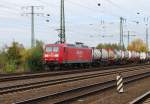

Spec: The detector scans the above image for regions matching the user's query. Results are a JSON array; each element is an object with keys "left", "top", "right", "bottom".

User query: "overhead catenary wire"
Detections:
[
  {"left": 0, "top": 1, "right": 21, "bottom": 12},
  {"left": 0, "top": 0, "right": 140, "bottom": 32},
  {"left": 35, "top": 0, "right": 102, "bottom": 22},
  {"left": 0, "top": 0, "right": 147, "bottom": 48},
  {"left": 36, "top": 0, "right": 120, "bottom": 20},
  {"left": 35, "top": 0, "right": 59, "bottom": 7},
  {"left": 0, "top": 1, "right": 26, "bottom": 17},
  {"left": 67, "top": 0, "right": 121, "bottom": 18},
  {"left": 38, "top": 0, "right": 138, "bottom": 28},
  {"left": 106, "top": 0, "right": 125, "bottom": 10},
  {"left": 34, "top": 0, "right": 131, "bottom": 43}
]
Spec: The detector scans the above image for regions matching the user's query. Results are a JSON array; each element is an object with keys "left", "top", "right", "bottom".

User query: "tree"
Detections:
[
  {"left": 0, "top": 51, "right": 7, "bottom": 69},
  {"left": 0, "top": 40, "right": 45, "bottom": 73},
  {"left": 25, "top": 40, "right": 44, "bottom": 72},
  {"left": 127, "top": 38, "right": 148, "bottom": 52},
  {"left": 1, "top": 42, "right": 25, "bottom": 73},
  {"left": 96, "top": 43, "right": 126, "bottom": 50},
  {"left": 6, "top": 42, "right": 24, "bottom": 65}
]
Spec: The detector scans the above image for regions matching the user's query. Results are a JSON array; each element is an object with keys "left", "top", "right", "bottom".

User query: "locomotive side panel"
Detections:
[{"left": 63, "top": 47, "right": 92, "bottom": 64}]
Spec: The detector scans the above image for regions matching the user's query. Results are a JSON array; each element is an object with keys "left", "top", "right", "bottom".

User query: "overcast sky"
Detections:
[{"left": 0, "top": 0, "right": 150, "bottom": 48}]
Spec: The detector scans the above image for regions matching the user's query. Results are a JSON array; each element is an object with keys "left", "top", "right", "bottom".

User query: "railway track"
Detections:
[
  {"left": 129, "top": 91, "right": 150, "bottom": 104},
  {"left": 143, "top": 97, "right": 150, "bottom": 104},
  {"left": 14, "top": 71, "right": 150, "bottom": 104},
  {"left": 0, "top": 65, "right": 149, "bottom": 95},
  {"left": 0, "top": 65, "right": 150, "bottom": 104},
  {"left": 0, "top": 64, "right": 148, "bottom": 82}
]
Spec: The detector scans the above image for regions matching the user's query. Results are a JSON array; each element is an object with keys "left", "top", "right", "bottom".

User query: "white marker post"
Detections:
[{"left": 116, "top": 73, "right": 124, "bottom": 93}]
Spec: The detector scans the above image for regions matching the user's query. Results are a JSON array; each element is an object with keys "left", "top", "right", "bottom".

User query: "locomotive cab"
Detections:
[
  {"left": 43, "top": 43, "right": 92, "bottom": 69},
  {"left": 43, "top": 45, "right": 61, "bottom": 64}
]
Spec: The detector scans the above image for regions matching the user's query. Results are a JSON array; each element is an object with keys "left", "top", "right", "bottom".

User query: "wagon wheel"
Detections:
[{"left": 44, "top": 65, "right": 50, "bottom": 71}]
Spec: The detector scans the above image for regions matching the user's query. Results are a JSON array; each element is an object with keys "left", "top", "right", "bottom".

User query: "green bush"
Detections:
[
  {"left": 0, "top": 52, "right": 7, "bottom": 69},
  {"left": 3, "top": 61, "right": 17, "bottom": 73},
  {"left": 0, "top": 41, "right": 44, "bottom": 73},
  {"left": 6, "top": 42, "right": 23, "bottom": 65},
  {"left": 25, "top": 41, "right": 44, "bottom": 72}
]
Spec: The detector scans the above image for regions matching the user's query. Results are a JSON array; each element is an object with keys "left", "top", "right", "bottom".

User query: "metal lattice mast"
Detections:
[
  {"left": 124, "top": 31, "right": 136, "bottom": 47},
  {"left": 146, "top": 25, "right": 149, "bottom": 50},
  {"left": 60, "top": 0, "right": 66, "bottom": 43},
  {"left": 31, "top": 6, "right": 34, "bottom": 48},
  {"left": 144, "top": 17, "right": 149, "bottom": 51},
  {"left": 120, "top": 17, "right": 125, "bottom": 50}
]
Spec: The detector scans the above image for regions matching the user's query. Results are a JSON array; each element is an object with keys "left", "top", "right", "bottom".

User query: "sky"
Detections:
[{"left": 0, "top": 0, "right": 150, "bottom": 48}]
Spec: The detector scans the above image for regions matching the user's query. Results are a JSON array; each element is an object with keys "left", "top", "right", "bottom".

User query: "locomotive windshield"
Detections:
[
  {"left": 53, "top": 47, "right": 59, "bottom": 52},
  {"left": 45, "top": 46, "right": 59, "bottom": 52}
]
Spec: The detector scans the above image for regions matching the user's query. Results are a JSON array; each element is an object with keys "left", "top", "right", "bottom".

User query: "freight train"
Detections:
[{"left": 43, "top": 42, "right": 150, "bottom": 70}]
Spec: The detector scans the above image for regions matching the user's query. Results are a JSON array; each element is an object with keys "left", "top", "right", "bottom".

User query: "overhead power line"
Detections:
[
  {"left": 35, "top": 0, "right": 59, "bottom": 7},
  {"left": 66, "top": 0, "right": 121, "bottom": 21},
  {"left": 22, "top": 6, "right": 44, "bottom": 48},
  {"left": 106, "top": 0, "right": 123, "bottom": 10},
  {"left": 67, "top": 0, "right": 103, "bottom": 13},
  {"left": 0, "top": 2, "right": 23, "bottom": 16},
  {"left": 0, "top": 3, "right": 20, "bottom": 11}
]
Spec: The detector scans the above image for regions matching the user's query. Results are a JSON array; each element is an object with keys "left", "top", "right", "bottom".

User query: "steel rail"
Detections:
[
  {"left": 129, "top": 91, "right": 150, "bottom": 104},
  {"left": 14, "top": 72, "right": 150, "bottom": 104},
  {"left": 0, "top": 66, "right": 149, "bottom": 95},
  {"left": 0, "top": 64, "right": 149, "bottom": 83}
]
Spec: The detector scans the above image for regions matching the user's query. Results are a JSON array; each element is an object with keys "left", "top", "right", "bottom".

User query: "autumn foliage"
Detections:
[
  {"left": 0, "top": 41, "right": 44, "bottom": 73},
  {"left": 96, "top": 43, "right": 126, "bottom": 50},
  {"left": 127, "top": 38, "right": 148, "bottom": 52}
]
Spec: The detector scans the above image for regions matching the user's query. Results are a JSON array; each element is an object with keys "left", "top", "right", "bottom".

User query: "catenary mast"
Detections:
[{"left": 59, "top": 0, "right": 66, "bottom": 43}]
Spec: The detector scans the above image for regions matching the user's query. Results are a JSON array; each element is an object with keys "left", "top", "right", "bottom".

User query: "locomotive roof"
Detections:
[{"left": 45, "top": 43, "right": 89, "bottom": 48}]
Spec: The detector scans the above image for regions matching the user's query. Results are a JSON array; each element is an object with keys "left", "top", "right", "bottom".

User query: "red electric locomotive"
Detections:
[{"left": 43, "top": 42, "right": 92, "bottom": 69}]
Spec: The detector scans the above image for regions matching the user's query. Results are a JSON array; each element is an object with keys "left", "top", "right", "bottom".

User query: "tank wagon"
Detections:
[{"left": 43, "top": 43, "right": 150, "bottom": 70}]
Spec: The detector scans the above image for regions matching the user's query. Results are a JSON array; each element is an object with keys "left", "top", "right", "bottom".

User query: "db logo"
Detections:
[
  {"left": 76, "top": 51, "right": 83, "bottom": 55},
  {"left": 76, "top": 51, "right": 83, "bottom": 58}
]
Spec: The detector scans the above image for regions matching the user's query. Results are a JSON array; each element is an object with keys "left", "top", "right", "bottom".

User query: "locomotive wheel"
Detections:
[{"left": 44, "top": 65, "right": 50, "bottom": 71}]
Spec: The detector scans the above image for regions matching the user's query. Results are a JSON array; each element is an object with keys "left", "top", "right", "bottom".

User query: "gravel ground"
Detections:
[
  {"left": 0, "top": 67, "right": 149, "bottom": 104},
  {"left": 0, "top": 74, "right": 116, "bottom": 104},
  {"left": 0, "top": 69, "right": 113, "bottom": 88},
  {"left": 70, "top": 77, "right": 150, "bottom": 104}
]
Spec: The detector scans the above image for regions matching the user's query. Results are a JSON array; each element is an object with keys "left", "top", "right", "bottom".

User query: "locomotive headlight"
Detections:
[
  {"left": 54, "top": 54, "right": 59, "bottom": 57},
  {"left": 44, "top": 54, "right": 49, "bottom": 57}
]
